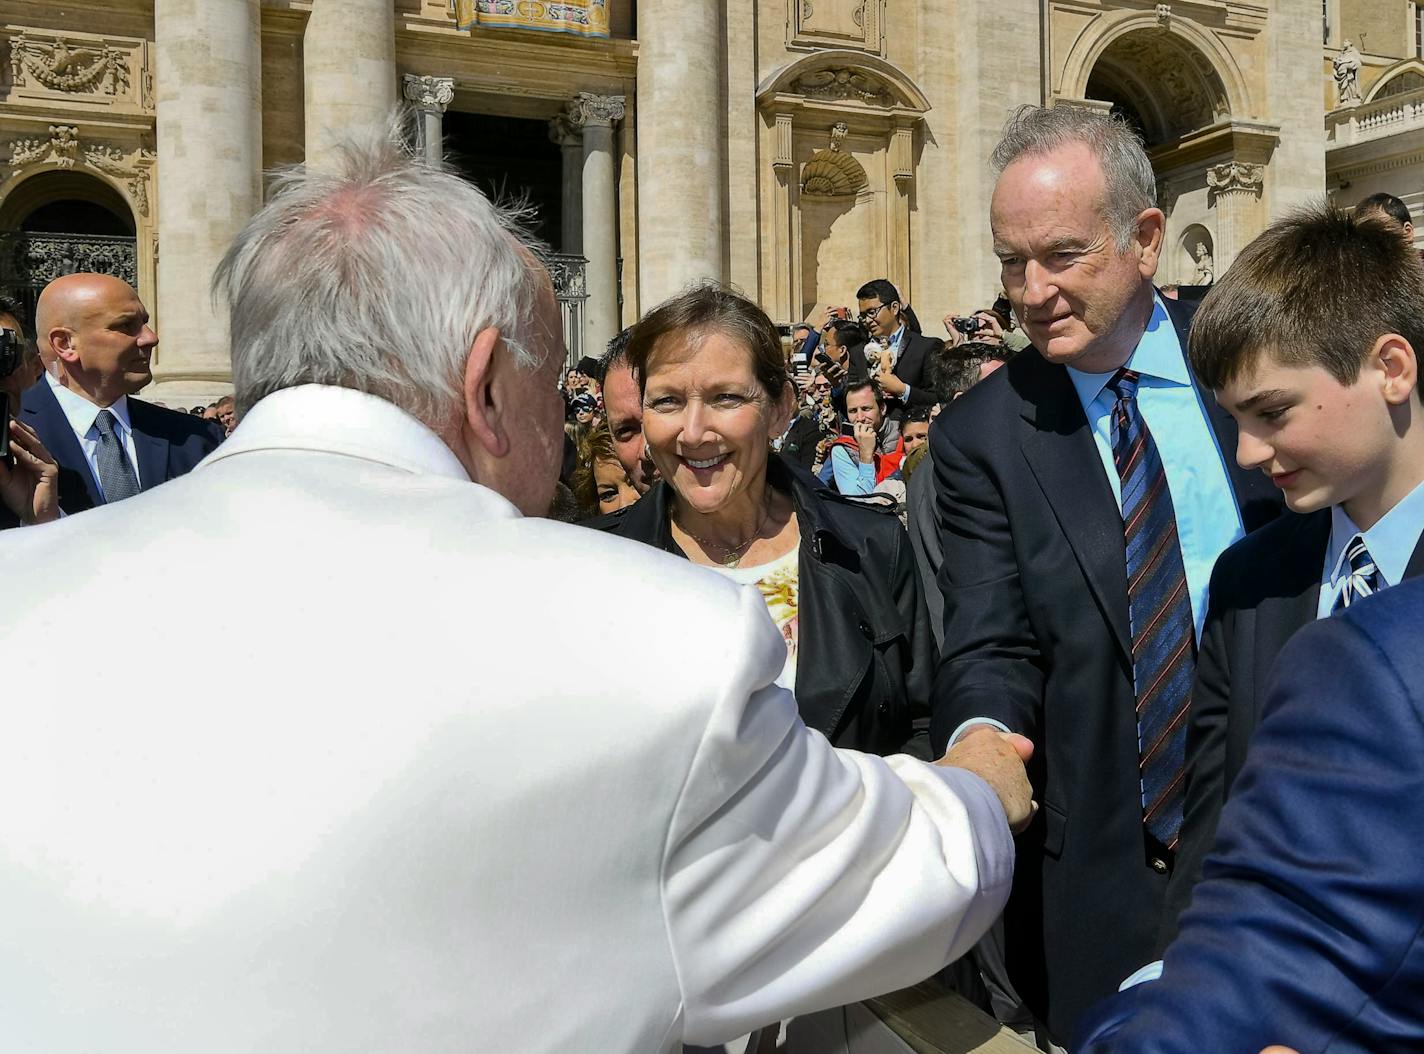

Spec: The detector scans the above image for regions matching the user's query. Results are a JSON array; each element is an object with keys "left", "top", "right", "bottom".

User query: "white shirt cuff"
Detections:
[
  {"left": 1118, "top": 960, "right": 1163, "bottom": 991},
  {"left": 947, "top": 717, "right": 1011, "bottom": 747}
]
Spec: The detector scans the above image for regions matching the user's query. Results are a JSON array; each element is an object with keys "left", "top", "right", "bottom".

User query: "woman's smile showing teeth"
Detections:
[{"left": 685, "top": 453, "right": 730, "bottom": 470}]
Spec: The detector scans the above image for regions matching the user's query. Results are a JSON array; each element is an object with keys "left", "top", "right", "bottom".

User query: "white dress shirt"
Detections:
[{"left": 45, "top": 370, "right": 142, "bottom": 498}]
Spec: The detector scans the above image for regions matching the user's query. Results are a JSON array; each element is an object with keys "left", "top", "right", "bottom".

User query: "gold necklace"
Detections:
[{"left": 677, "top": 492, "right": 774, "bottom": 568}]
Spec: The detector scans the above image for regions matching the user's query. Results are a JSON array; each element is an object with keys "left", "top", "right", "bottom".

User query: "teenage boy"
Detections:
[{"left": 1160, "top": 200, "right": 1424, "bottom": 943}]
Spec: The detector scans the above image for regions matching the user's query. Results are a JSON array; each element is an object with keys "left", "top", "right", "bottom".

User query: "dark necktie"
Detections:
[
  {"left": 1107, "top": 368, "right": 1195, "bottom": 850},
  {"left": 93, "top": 408, "right": 140, "bottom": 504},
  {"left": 1332, "top": 534, "right": 1380, "bottom": 613}
]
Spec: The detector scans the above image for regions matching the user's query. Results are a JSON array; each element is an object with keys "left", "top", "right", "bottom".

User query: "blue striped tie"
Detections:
[
  {"left": 1107, "top": 368, "right": 1195, "bottom": 850},
  {"left": 1332, "top": 534, "right": 1380, "bottom": 613}
]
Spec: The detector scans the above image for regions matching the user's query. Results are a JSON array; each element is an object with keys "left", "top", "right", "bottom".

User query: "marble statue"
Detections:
[{"left": 1334, "top": 41, "right": 1362, "bottom": 106}]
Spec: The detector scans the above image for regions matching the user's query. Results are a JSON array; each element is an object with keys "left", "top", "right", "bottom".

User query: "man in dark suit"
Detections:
[
  {"left": 1160, "top": 203, "right": 1424, "bottom": 944},
  {"left": 1075, "top": 576, "right": 1424, "bottom": 1052},
  {"left": 23, "top": 273, "right": 223, "bottom": 515},
  {"left": 929, "top": 105, "right": 1279, "bottom": 1043},
  {"left": 856, "top": 279, "right": 942, "bottom": 417}
]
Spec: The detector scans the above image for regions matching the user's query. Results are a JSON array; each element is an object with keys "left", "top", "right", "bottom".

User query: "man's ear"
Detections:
[
  {"left": 48, "top": 327, "right": 79, "bottom": 364},
  {"left": 462, "top": 325, "right": 509, "bottom": 458},
  {"left": 1374, "top": 333, "right": 1418, "bottom": 406},
  {"left": 1134, "top": 207, "right": 1166, "bottom": 278}
]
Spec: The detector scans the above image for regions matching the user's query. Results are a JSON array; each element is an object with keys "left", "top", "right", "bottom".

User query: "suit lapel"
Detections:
[
  {"left": 22, "top": 379, "right": 101, "bottom": 509},
  {"left": 1018, "top": 356, "right": 1133, "bottom": 661},
  {"left": 127, "top": 401, "right": 169, "bottom": 492},
  {"left": 1403, "top": 531, "right": 1424, "bottom": 581}
]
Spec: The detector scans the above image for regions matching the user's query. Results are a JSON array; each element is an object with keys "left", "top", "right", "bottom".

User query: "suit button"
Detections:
[
  {"left": 1149, "top": 856, "right": 1169, "bottom": 874},
  {"left": 858, "top": 619, "right": 873, "bottom": 639},
  {"left": 877, "top": 701, "right": 890, "bottom": 715}
]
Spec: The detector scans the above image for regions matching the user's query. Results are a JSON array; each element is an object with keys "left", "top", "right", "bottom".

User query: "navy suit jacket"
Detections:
[
  {"left": 928, "top": 294, "right": 1281, "bottom": 1041},
  {"left": 21, "top": 378, "right": 224, "bottom": 514},
  {"left": 1075, "top": 577, "right": 1424, "bottom": 1053}
]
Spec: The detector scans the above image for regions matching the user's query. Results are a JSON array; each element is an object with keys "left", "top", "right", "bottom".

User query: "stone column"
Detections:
[
  {"left": 304, "top": 0, "right": 397, "bottom": 170},
  {"left": 402, "top": 75, "right": 454, "bottom": 164},
  {"left": 150, "top": 0, "right": 262, "bottom": 403},
  {"left": 569, "top": 92, "right": 625, "bottom": 359},
  {"left": 636, "top": 0, "right": 724, "bottom": 306},
  {"left": 548, "top": 114, "right": 584, "bottom": 255},
  {"left": 1206, "top": 160, "right": 1265, "bottom": 274}
]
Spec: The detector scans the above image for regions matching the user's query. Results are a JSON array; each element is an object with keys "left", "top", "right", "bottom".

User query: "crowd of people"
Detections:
[{"left": 0, "top": 101, "right": 1422, "bottom": 1054}]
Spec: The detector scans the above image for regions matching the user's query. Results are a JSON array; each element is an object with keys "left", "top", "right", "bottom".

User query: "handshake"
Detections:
[{"left": 937, "top": 724, "right": 1037, "bottom": 833}]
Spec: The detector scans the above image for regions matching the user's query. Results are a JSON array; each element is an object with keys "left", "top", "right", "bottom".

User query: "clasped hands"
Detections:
[{"left": 937, "top": 724, "right": 1037, "bottom": 834}]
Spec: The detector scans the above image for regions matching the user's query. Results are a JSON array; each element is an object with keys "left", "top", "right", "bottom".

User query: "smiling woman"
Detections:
[{"left": 590, "top": 284, "right": 936, "bottom": 758}]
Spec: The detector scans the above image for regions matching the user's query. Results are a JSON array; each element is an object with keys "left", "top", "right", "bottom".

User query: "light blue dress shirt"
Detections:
[
  {"left": 829, "top": 444, "right": 877, "bottom": 495},
  {"left": 1316, "top": 478, "right": 1424, "bottom": 618},
  {"left": 1064, "top": 294, "right": 1242, "bottom": 639}
]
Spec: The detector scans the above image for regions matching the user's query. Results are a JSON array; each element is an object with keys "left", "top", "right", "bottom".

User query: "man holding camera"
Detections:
[
  {"left": 0, "top": 297, "right": 59, "bottom": 529},
  {"left": 855, "top": 278, "right": 942, "bottom": 417}
]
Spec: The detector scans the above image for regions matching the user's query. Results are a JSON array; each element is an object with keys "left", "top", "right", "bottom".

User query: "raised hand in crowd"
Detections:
[
  {"left": 853, "top": 419, "right": 878, "bottom": 463},
  {"left": 940, "top": 727, "right": 1036, "bottom": 833},
  {"left": 874, "top": 347, "right": 908, "bottom": 397},
  {"left": 0, "top": 417, "right": 59, "bottom": 526}
]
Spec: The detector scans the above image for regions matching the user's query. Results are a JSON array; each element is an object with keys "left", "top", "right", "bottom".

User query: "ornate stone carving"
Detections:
[
  {"left": 401, "top": 74, "right": 455, "bottom": 114},
  {"left": 791, "top": 67, "right": 894, "bottom": 107},
  {"left": 8, "top": 34, "right": 131, "bottom": 95},
  {"left": 1155, "top": 4, "right": 1171, "bottom": 30},
  {"left": 548, "top": 113, "right": 581, "bottom": 148},
  {"left": 0, "top": 231, "right": 137, "bottom": 288},
  {"left": 7, "top": 125, "right": 80, "bottom": 168},
  {"left": 772, "top": 112, "right": 794, "bottom": 173},
  {"left": 567, "top": 92, "right": 626, "bottom": 128},
  {"left": 801, "top": 137, "right": 868, "bottom": 197},
  {"left": 1206, "top": 160, "right": 1265, "bottom": 198},
  {"left": 1192, "top": 241, "right": 1215, "bottom": 284},
  {"left": 84, "top": 143, "right": 156, "bottom": 217}
]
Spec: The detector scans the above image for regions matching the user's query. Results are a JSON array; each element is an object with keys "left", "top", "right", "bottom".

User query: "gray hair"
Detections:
[
  {"left": 990, "top": 104, "right": 1157, "bottom": 250},
  {"left": 213, "top": 121, "right": 548, "bottom": 429}
]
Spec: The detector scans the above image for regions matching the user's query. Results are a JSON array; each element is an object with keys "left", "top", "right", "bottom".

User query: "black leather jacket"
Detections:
[{"left": 588, "top": 455, "right": 936, "bottom": 757}]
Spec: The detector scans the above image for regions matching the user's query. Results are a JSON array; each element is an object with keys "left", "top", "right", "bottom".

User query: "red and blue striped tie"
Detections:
[{"left": 1107, "top": 368, "right": 1195, "bottom": 850}]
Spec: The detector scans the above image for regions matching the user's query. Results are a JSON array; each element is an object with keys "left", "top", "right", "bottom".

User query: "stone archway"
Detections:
[
  {"left": 1062, "top": 20, "right": 1278, "bottom": 280},
  {"left": 0, "top": 168, "right": 140, "bottom": 326}
]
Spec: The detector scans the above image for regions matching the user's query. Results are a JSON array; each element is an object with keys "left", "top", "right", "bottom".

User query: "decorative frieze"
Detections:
[
  {"left": 3, "top": 30, "right": 148, "bottom": 113},
  {"left": 5, "top": 126, "right": 156, "bottom": 217},
  {"left": 6, "top": 124, "right": 80, "bottom": 168}
]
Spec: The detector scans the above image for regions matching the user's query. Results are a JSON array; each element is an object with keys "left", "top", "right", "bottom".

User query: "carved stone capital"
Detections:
[
  {"left": 548, "top": 113, "right": 581, "bottom": 149},
  {"left": 401, "top": 74, "right": 455, "bottom": 114},
  {"left": 567, "top": 92, "right": 626, "bottom": 129},
  {"left": 1206, "top": 160, "right": 1264, "bottom": 197}
]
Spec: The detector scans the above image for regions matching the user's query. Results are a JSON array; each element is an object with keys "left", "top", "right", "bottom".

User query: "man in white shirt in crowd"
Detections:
[{"left": 0, "top": 128, "right": 1032, "bottom": 1052}]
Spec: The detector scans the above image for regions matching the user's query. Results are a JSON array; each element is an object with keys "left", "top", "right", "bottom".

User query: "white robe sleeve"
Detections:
[{"left": 662, "top": 586, "right": 1015, "bottom": 1046}]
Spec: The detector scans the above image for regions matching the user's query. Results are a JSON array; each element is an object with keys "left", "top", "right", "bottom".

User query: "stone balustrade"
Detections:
[{"left": 1327, "top": 87, "right": 1424, "bottom": 147}]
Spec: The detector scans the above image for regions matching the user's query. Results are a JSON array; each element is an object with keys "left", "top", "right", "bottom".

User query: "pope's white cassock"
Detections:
[{"left": 0, "top": 384, "right": 1012, "bottom": 1052}]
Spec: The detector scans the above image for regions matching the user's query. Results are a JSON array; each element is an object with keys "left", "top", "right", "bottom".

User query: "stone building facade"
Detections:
[{"left": 0, "top": 1, "right": 1412, "bottom": 403}]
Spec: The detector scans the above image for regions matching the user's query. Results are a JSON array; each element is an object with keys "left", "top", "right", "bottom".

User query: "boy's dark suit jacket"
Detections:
[
  {"left": 927, "top": 293, "right": 1281, "bottom": 1041},
  {"left": 1160, "top": 508, "right": 1424, "bottom": 944},
  {"left": 890, "top": 330, "right": 943, "bottom": 408},
  {"left": 21, "top": 377, "right": 224, "bottom": 514}
]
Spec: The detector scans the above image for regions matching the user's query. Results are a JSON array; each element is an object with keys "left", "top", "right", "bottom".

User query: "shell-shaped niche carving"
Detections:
[{"left": 801, "top": 148, "right": 868, "bottom": 198}]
